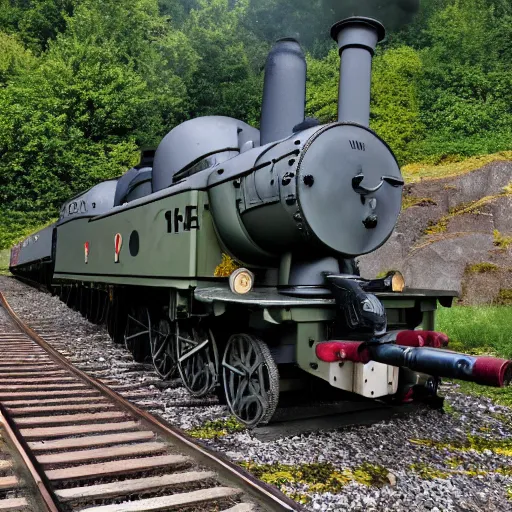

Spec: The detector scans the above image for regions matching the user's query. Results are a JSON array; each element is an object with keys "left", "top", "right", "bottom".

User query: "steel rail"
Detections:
[
  {"left": 0, "top": 290, "right": 303, "bottom": 512},
  {"left": 0, "top": 409, "right": 60, "bottom": 512}
]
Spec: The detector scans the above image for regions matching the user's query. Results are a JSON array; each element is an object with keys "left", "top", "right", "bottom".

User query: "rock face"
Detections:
[{"left": 358, "top": 161, "right": 512, "bottom": 304}]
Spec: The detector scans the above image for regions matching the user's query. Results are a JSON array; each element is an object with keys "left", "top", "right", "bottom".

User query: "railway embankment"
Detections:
[{"left": 360, "top": 158, "right": 512, "bottom": 305}]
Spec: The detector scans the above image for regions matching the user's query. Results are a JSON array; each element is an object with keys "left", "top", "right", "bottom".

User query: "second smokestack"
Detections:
[
  {"left": 331, "top": 17, "right": 386, "bottom": 127},
  {"left": 260, "top": 38, "right": 306, "bottom": 145}
]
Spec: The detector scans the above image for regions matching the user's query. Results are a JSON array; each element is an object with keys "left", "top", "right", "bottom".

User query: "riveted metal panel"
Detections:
[
  {"left": 12, "top": 224, "right": 54, "bottom": 267},
  {"left": 54, "top": 190, "right": 223, "bottom": 284}
]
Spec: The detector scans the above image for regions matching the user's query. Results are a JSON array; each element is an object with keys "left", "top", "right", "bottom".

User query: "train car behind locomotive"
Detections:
[{"left": 10, "top": 16, "right": 511, "bottom": 427}]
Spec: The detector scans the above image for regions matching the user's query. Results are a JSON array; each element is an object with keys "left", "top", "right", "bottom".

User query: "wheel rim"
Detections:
[
  {"left": 176, "top": 323, "right": 218, "bottom": 397},
  {"left": 150, "top": 318, "right": 177, "bottom": 380},
  {"left": 125, "top": 306, "right": 151, "bottom": 362},
  {"left": 222, "top": 334, "right": 279, "bottom": 427}
]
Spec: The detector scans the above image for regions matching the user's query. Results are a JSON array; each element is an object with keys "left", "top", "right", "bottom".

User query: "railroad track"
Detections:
[{"left": 0, "top": 291, "right": 301, "bottom": 512}]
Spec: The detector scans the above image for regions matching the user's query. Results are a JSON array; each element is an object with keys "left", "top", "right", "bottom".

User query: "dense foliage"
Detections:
[{"left": 0, "top": 0, "right": 511, "bottom": 248}]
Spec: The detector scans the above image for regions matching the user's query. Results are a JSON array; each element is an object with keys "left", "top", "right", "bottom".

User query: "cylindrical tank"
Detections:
[
  {"left": 331, "top": 17, "right": 385, "bottom": 127},
  {"left": 234, "top": 123, "right": 403, "bottom": 259},
  {"left": 260, "top": 38, "right": 306, "bottom": 145}
]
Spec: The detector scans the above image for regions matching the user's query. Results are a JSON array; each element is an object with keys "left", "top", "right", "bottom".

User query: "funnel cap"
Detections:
[{"left": 331, "top": 16, "right": 386, "bottom": 43}]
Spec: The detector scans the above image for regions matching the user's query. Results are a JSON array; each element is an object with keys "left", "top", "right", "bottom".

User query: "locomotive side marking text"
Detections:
[{"left": 165, "top": 207, "right": 200, "bottom": 234}]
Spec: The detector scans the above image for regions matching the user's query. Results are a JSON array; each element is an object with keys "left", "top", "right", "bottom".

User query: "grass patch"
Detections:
[
  {"left": 402, "top": 151, "right": 512, "bottom": 184},
  {"left": 496, "top": 289, "right": 512, "bottom": 306},
  {"left": 402, "top": 196, "right": 437, "bottom": 210},
  {"left": 494, "top": 230, "right": 512, "bottom": 250},
  {"left": 436, "top": 306, "right": 512, "bottom": 359},
  {"left": 436, "top": 305, "right": 512, "bottom": 406},
  {"left": 186, "top": 417, "right": 246, "bottom": 439},
  {"left": 425, "top": 218, "right": 448, "bottom": 235},
  {"left": 465, "top": 262, "right": 500, "bottom": 274},
  {"left": 423, "top": 192, "right": 510, "bottom": 236},
  {"left": 239, "top": 461, "right": 391, "bottom": 504},
  {"left": 0, "top": 250, "right": 10, "bottom": 275}
]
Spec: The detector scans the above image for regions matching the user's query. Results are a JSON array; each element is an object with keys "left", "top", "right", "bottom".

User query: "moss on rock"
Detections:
[
  {"left": 465, "top": 262, "right": 500, "bottom": 274},
  {"left": 493, "top": 230, "right": 512, "bottom": 250},
  {"left": 496, "top": 289, "right": 512, "bottom": 305},
  {"left": 410, "top": 434, "right": 512, "bottom": 457},
  {"left": 409, "top": 462, "right": 451, "bottom": 480},
  {"left": 402, "top": 196, "right": 437, "bottom": 210}
]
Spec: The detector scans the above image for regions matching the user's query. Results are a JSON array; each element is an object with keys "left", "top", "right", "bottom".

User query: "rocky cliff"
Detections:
[{"left": 359, "top": 160, "right": 512, "bottom": 305}]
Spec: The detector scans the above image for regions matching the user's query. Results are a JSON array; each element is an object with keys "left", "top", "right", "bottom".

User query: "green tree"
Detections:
[
  {"left": 0, "top": 31, "right": 35, "bottom": 85},
  {"left": 305, "top": 49, "right": 339, "bottom": 123},
  {"left": 306, "top": 45, "right": 423, "bottom": 164},
  {"left": 183, "top": 0, "right": 263, "bottom": 124},
  {"left": 416, "top": 0, "right": 512, "bottom": 160},
  {"left": 371, "top": 46, "right": 423, "bottom": 164},
  {"left": 0, "top": 0, "right": 78, "bottom": 52},
  {"left": 0, "top": 0, "right": 196, "bottom": 248}
]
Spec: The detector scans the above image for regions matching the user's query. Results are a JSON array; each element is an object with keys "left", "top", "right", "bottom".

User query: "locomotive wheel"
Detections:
[
  {"left": 222, "top": 334, "right": 279, "bottom": 427},
  {"left": 150, "top": 318, "right": 177, "bottom": 380},
  {"left": 176, "top": 322, "right": 219, "bottom": 397},
  {"left": 124, "top": 305, "right": 151, "bottom": 363}
]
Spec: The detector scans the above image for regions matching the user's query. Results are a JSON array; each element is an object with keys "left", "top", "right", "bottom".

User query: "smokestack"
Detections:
[
  {"left": 260, "top": 38, "right": 306, "bottom": 145},
  {"left": 331, "top": 17, "right": 385, "bottom": 127}
]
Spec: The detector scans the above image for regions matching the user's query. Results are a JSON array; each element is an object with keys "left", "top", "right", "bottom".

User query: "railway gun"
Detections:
[{"left": 10, "top": 16, "right": 511, "bottom": 427}]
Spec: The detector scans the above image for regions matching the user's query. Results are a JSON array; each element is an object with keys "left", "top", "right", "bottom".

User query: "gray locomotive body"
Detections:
[{"left": 10, "top": 17, "right": 511, "bottom": 427}]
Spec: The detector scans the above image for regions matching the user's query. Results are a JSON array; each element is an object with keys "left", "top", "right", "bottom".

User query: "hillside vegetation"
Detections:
[{"left": 1, "top": 0, "right": 511, "bottom": 249}]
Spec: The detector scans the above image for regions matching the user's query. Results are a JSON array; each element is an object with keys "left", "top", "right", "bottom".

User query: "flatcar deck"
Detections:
[{"left": 0, "top": 291, "right": 300, "bottom": 512}]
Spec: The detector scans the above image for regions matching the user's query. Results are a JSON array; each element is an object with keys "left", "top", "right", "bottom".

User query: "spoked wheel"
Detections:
[
  {"left": 176, "top": 322, "right": 219, "bottom": 397},
  {"left": 150, "top": 318, "right": 177, "bottom": 380},
  {"left": 124, "top": 305, "right": 151, "bottom": 363},
  {"left": 222, "top": 334, "right": 279, "bottom": 427}
]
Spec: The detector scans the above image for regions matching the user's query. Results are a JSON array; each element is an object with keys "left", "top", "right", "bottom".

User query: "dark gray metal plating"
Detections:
[
  {"left": 330, "top": 16, "right": 386, "bottom": 45},
  {"left": 331, "top": 16, "right": 386, "bottom": 127},
  {"left": 260, "top": 38, "right": 306, "bottom": 145}
]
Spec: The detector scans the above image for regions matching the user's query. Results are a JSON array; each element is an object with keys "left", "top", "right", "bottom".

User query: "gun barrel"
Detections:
[
  {"left": 369, "top": 344, "right": 511, "bottom": 387},
  {"left": 316, "top": 341, "right": 512, "bottom": 387}
]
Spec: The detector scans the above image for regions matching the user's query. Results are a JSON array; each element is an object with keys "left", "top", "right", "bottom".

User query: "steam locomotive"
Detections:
[{"left": 10, "top": 17, "right": 511, "bottom": 427}]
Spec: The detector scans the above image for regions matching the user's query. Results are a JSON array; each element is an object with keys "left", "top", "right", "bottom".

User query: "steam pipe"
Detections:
[
  {"left": 331, "top": 17, "right": 386, "bottom": 127},
  {"left": 260, "top": 38, "right": 306, "bottom": 145}
]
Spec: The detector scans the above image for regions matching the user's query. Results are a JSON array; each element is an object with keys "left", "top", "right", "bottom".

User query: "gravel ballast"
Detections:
[{"left": 1, "top": 275, "right": 511, "bottom": 512}]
